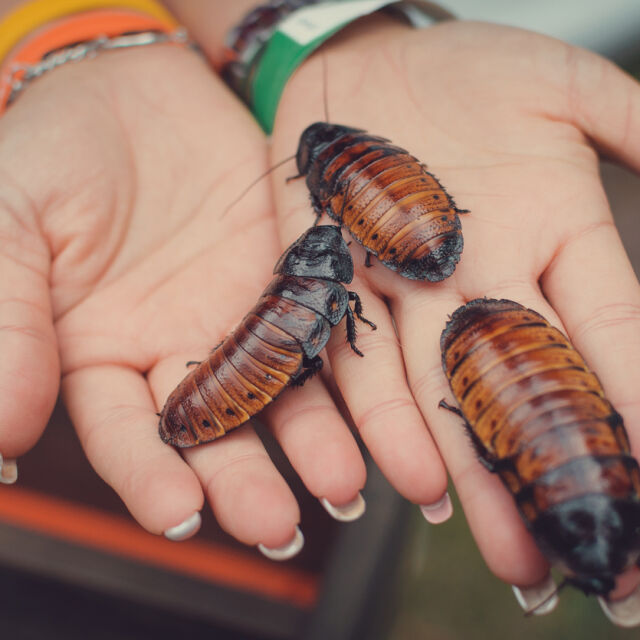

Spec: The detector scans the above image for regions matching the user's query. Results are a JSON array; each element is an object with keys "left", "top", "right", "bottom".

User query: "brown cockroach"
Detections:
[
  {"left": 440, "top": 298, "right": 640, "bottom": 598},
  {"left": 291, "top": 123, "right": 466, "bottom": 281},
  {"left": 159, "top": 225, "right": 375, "bottom": 447}
]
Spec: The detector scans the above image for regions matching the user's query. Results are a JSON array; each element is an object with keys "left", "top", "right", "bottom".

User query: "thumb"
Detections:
[{"left": 561, "top": 47, "right": 640, "bottom": 172}]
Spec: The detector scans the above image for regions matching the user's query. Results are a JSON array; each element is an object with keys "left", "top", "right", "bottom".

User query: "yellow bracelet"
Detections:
[{"left": 0, "top": 0, "right": 177, "bottom": 64}]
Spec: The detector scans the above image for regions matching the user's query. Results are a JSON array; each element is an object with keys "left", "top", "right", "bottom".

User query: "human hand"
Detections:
[
  {"left": 0, "top": 41, "right": 373, "bottom": 552},
  {"left": 266, "top": 16, "right": 640, "bottom": 605}
]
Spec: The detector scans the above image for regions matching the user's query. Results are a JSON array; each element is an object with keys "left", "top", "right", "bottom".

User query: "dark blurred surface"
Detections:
[{"left": 0, "top": 564, "right": 253, "bottom": 640}]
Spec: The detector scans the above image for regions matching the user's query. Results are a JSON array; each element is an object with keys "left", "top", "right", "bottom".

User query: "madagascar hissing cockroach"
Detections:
[
  {"left": 159, "top": 225, "right": 376, "bottom": 448},
  {"left": 291, "top": 122, "right": 466, "bottom": 281},
  {"left": 439, "top": 298, "right": 640, "bottom": 598}
]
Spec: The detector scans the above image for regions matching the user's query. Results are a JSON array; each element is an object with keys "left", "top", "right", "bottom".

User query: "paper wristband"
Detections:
[{"left": 248, "top": 0, "right": 453, "bottom": 133}]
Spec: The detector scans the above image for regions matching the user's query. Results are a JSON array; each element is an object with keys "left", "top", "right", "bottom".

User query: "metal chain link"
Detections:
[{"left": 3, "top": 27, "right": 190, "bottom": 107}]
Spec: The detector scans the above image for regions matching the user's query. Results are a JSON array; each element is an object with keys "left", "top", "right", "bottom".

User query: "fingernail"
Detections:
[
  {"left": 163, "top": 511, "right": 201, "bottom": 541},
  {"left": 599, "top": 584, "right": 640, "bottom": 627},
  {"left": 420, "top": 492, "right": 453, "bottom": 524},
  {"left": 512, "top": 574, "right": 558, "bottom": 615},
  {"left": 320, "top": 492, "right": 366, "bottom": 522},
  {"left": 0, "top": 455, "right": 17, "bottom": 484},
  {"left": 258, "top": 525, "right": 304, "bottom": 561}
]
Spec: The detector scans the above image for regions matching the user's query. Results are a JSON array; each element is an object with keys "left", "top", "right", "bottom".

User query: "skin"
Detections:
[{"left": 2, "top": 0, "right": 639, "bottom": 600}]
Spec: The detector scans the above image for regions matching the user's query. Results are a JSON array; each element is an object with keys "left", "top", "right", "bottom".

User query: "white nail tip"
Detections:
[
  {"left": 0, "top": 455, "right": 17, "bottom": 484},
  {"left": 258, "top": 526, "right": 304, "bottom": 561},
  {"left": 320, "top": 493, "right": 366, "bottom": 522},
  {"left": 163, "top": 511, "right": 202, "bottom": 541},
  {"left": 598, "top": 585, "right": 640, "bottom": 627},
  {"left": 420, "top": 492, "right": 453, "bottom": 524},
  {"left": 512, "top": 575, "right": 558, "bottom": 615}
]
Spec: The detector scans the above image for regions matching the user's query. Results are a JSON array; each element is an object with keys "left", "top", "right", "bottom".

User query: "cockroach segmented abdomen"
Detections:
[
  {"left": 295, "top": 122, "right": 465, "bottom": 281},
  {"left": 440, "top": 298, "right": 640, "bottom": 598}
]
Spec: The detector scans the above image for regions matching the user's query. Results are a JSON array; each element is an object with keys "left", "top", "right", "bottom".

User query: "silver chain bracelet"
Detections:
[{"left": 3, "top": 27, "right": 191, "bottom": 107}]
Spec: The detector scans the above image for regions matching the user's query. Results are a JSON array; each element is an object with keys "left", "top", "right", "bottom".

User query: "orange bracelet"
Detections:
[
  {"left": 0, "top": 0, "right": 177, "bottom": 62},
  {"left": 0, "top": 8, "right": 182, "bottom": 113}
]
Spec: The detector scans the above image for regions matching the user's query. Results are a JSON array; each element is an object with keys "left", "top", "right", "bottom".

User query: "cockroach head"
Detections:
[
  {"left": 566, "top": 574, "right": 616, "bottom": 597},
  {"left": 532, "top": 495, "right": 640, "bottom": 597},
  {"left": 274, "top": 225, "right": 353, "bottom": 283},
  {"left": 295, "top": 122, "right": 364, "bottom": 175}
]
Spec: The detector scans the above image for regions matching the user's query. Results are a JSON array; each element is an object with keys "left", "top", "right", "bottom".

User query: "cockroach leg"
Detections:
[{"left": 438, "top": 398, "right": 463, "bottom": 417}]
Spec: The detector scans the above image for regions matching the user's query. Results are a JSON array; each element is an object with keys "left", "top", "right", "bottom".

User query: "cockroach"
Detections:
[
  {"left": 439, "top": 298, "right": 640, "bottom": 598},
  {"left": 159, "top": 225, "right": 376, "bottom": 448},
  {"left": 290, "top": 122, "right": 466, "bottom": 281}
]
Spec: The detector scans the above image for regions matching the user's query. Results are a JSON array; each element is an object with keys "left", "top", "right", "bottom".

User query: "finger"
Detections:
[
  {"left": 562, "top": 48, "right": 640, "bottom": 172},
  {"left": 265, "top": 70, "right": 449, "bottom": 506},
  {"left": 541, "top": 215, "right": 640, "bottom": 451},
  {"left": 182, "top": 428, "right": 301, "bottom": 551},
  {"left": 62, "top": 364, "right": 204, "bottom": 536},
  {"left": 395, "top": 285, "right": 555, "bottom": 586},
  {"left": 0, "top": 203, "right": 59, "bottom": 472},
  {"left": 150, "top": 355, "right": 300, "bottom": 551},
  {"left": 261, "top": 372, "right": 367, "bottom": 519},
  {"left": 326, "top": 282, "right": 448, "bottom": 506}
]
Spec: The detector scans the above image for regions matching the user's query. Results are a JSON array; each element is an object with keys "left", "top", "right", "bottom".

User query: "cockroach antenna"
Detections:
[
  {"left": 221, "top": 153, "right": 297, "bottom": 219},
  {"left": 322, "top": 53, "right": 330, "bottom": 124}
]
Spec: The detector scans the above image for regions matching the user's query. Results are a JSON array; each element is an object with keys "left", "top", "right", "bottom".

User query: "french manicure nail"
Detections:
[
  {"left": 420, "top": 492, "right": 453, "bottom": 524},
  {"left": 320, "top": 492, "right": 366, "bottom": 522},
  {"left": 512, "top": 574, "right": 558, "bottom": 615},
  {"left": 598, "top": 584, "right": 640, "bottom": 627},
  {"left": 0, "top": 454, "right": 17, "bottom": 485},
  {"left": 258, "top": 525, "right": 304, "bottom": 561},
  {"left": 163, "top": 511, "right": 201, "bottom": 541}
]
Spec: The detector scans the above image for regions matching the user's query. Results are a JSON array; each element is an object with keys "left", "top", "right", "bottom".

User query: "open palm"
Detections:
[
  {"left": 0, "top": 43, "right": 372, "bottom": 549},
  {"left": 269, "top": 18, "right": 640, "bottom": 590}
]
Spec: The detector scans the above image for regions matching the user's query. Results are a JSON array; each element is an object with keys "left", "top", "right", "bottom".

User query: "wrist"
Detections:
[
  {"left": 0, "top": 0, "right": 188, "bottom": 113},
  {"left": 271, "top": 15, "right": 456, "bottom": 145},
  {"left": 167, "top": 1, "right": 452, "bottom": 134}
]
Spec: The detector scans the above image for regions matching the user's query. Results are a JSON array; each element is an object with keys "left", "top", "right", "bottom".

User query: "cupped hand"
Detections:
[
  {"left": 0, "top": 43, "right": 368, "bottom": 549},
  {"left": 270, "top": 18, "right": 640, "bottom": 590}
]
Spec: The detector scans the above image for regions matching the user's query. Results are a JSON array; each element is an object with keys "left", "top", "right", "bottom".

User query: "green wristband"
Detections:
[{"left": 248, "top": 0, "right": 452, "bottom": 133}]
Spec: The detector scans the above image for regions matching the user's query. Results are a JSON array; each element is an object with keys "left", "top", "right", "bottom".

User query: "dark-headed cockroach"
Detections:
[
  {"left": 291, "top": 123, "right": 466, "bottom": 281},
  {"left": 159, "top": 225, "right": 376, "bottom": 448},
  {"left": 440, "top": 298, "right": 640, "bottom": 598}
]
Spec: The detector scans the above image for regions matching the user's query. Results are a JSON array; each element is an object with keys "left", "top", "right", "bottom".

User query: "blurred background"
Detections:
[{"left": 2, "top": 1, "right": 640, "bottom": 638}]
